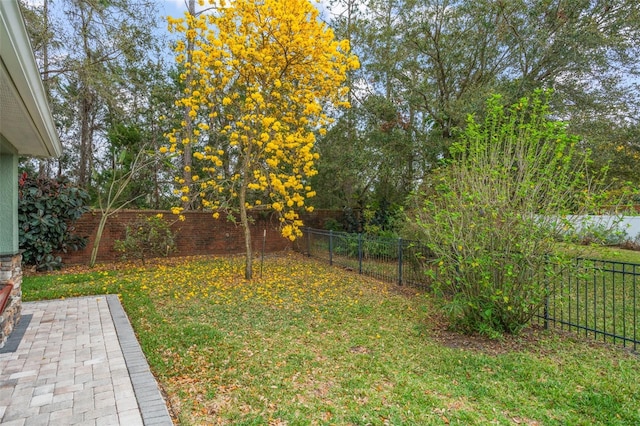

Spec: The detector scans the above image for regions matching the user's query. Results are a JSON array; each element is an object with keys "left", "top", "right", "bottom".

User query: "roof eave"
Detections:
[{"left": 0, "top": 0, "right": 62, "bottom": 158}]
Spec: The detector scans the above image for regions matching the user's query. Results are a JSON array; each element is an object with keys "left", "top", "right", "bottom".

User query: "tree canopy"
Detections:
[
  {"left": 314, "top": 0, "right": 640, "bottom": 213},
  {"left": 166, "top": 0, "right": 358, "bottom": 278}
]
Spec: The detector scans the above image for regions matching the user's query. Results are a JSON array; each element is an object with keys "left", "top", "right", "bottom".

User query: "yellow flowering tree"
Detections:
[{"left": 166, "top": 0, "right": 359, "bottom": 278}]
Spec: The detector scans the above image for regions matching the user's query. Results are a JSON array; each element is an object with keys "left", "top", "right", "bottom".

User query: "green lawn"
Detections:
[
  {"left": 560, "top": 243, "right": 640, "bottom": 264},
  {"left": 23, "top": 253, "right": 640, "bottom": 425}
]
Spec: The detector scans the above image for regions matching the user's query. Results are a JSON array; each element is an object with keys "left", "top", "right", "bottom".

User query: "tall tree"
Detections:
[
  {"left": 167, "top": 0, "right": 358, "bottom": 279},
  {"left": 19, "top": 0, "right": 164, "bottom": 192},
  {"left": 19, "top": 0, "right": 63, "bottom": 178},
  {"left": 312, "top": 0, "right": 370, "bottom": 210},
  {"left": 317, "top": 0, "right": 640, "bottom": 212},
  {"left": 315, "top": 0, "right": 432, "bottom": 212}
]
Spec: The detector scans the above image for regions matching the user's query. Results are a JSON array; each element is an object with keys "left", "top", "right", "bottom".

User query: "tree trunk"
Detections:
[
  {"left": 181, "top": 0, "right": 196, "bottom": 210},
  {"left": 239, "top": 189, "right": 253, "bottom": 280},
  {"left": 239, "top": 127, "right": 253, "bottom": 279},
  {"left": 90, "top": 211, "right": 108, "bottom": 267},
  {"left": 38, "top": 0, "right": 51, "bottom": 180},
  {"left": 78, "top": 92, "right": 92, "bottom": 188},
  {"left": 78, "top": 6, "right": 93, "bottom": 189}
]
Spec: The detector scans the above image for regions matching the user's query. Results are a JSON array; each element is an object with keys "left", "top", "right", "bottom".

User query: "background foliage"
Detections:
[
  {"left": 314, "top": 0, "right": 640, "bottom": 214},
  {"left": 17, "top": 0, "right": 640, "bottom": 222}
]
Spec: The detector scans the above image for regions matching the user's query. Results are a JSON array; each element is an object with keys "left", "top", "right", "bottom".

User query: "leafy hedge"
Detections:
[
  {"left": 18, "top": 173, "right": 90, "bottom": 270},
  {"left": 114, "top": 214, "right": 176, "bottom": 264}
]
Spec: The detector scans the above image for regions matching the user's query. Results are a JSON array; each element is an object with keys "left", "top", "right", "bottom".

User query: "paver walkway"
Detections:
[{"left": 0, "top": 295, "right": 173, "bottom": 425}]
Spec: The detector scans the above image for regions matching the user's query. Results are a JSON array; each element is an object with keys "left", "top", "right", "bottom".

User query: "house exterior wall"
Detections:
[
  {"left": 0, "top": 149, "right": 21, "bottom": 349},
  {"left": 0, "top": 150, "right": 19, "bottom": 255},
  {"left": 1, "top": 0, "right": 63, "bottom": 347}
]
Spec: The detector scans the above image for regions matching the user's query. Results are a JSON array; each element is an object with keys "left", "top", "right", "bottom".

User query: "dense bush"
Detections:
[
  {"left": 411, "top": 91, "right": 610, "bottom": 337},
  {"left": 18, "top": 173, "right": 90, "bottom": 270},
  {"left": 333, "top": 201, "right": 404, "bottom": 237},
  {"left": 571, "top": 221, "right": 628, "bottom": 246},
  {"left": 619, "top": 232, "right": 640, "bottom": 251},
  {"left": 114, "top": 214, "right": 176, "bottom": 264}
]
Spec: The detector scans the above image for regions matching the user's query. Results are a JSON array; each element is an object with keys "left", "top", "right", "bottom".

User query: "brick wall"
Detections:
[
  {"left": 60, "top": 209, "right": 340, "bottom": 265},
  {"left": 296, "top": 209, "right": 343, "bottom": 230}
]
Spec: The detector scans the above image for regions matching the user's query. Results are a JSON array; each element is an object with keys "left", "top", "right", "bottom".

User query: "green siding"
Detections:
[{"left": 0, "top": 148, "right": 18, "bottom": 255}]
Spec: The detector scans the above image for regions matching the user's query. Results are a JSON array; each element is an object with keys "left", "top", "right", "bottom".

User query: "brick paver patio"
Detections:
[{"left": 0, "top": 295, "right": 173, "bottom": 425}]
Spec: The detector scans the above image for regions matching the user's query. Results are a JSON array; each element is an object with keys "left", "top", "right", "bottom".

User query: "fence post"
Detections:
[
  {"left": 398, "top": 238, "right": 403, "bottom": 286},
  {"left": 358, "top": 233, "right": 363, "bottom": 275},
  {"left": 329, "top": 230, "right": 333, "bottom": 266},
  {"left": 306, "top": 228, "right": 311, "bottom": 257},
  {"left": 544, "top": 279, "right": 549, "bottom": 330}
]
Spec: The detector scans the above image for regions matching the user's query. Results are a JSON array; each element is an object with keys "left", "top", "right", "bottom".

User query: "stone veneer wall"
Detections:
[{"left": 0, "top": 253, "right": 22, "bottom": 349}]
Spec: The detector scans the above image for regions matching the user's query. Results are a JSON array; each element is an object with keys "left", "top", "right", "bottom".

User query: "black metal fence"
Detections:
[
  {"left": 295, "top": 228, "right": 435, "bottom": 289},
  {"left": 296, "top": 227, "right": 640, "bottom": 351},
  {"left": 536, "top": 258, "right": 639, "bottom": 351}
]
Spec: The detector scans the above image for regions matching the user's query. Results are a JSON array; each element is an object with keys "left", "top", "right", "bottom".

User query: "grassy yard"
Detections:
[
  {"left": 560, "top": 244, "right": 640, "bottom": 263},
  {"left": 23, "top": 253, "right": 640, "bottom": 425}
]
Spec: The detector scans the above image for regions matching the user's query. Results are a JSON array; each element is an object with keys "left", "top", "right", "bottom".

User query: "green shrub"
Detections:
[
  {"left": 411, "top": 90, "right": 610, "bottom": 337},
  {"left": 332, "top": 233, "right": 359, "bottom": 257},
  {"left": 323, "top": 218, "right": 344, "bottom": 232},
  {"left": 566, "top": 218, "right": 628, "bottom": 246},
  {"left": 18, "top": 173, "right": 90, "bottom": 270},
  {"left": 339, "top": 202, "right": 404, "bottom": 236},
  {"left": 114, "top": 214, "right": 176, "bottom": 264}
]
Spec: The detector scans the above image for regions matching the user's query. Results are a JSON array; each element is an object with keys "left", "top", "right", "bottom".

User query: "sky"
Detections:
[
  {"left": 21, "top": 0, "right": 335, "bottom": 37},
  {"left": 158, "top": 0, "right": 186, "bottom": 19},
  {"left": 158, "top": 0, "right": 333, "bottom": 21}
]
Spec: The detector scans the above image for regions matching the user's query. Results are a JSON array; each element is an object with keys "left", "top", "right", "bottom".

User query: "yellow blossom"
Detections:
[{"left": 166, "top": 0, "right": 358, "bottom": 244}]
